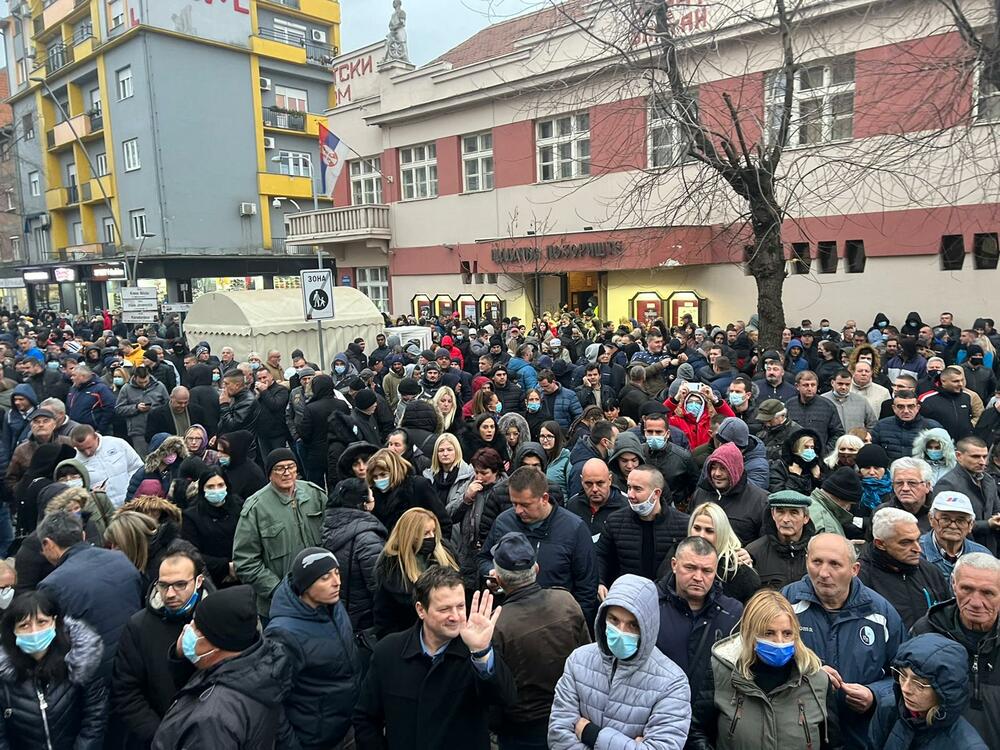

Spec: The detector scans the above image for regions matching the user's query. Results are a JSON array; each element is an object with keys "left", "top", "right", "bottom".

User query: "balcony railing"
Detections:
[
  {"left": 71, "top": 24, "right": 93, "bottom": 46},
  {"left": 89, "top": 110, "right": 103, "bottom": 131},
  {"left": 262, "top": 106, "right": 306, "bottom": 131},
  {"left": 285, "top": 204, "right": 392, "bottom": 245},
  {"left": 39, "top": 43, "right": 73, "bottom": 75},
  {"left": 50, "top": 241, "right": 116, "bottom": 262},
  {"left": 66, "top": 185, "right": 79, "bottom": 204},
  {"left": 256, "top": 27, "right": 339, "bottom": 65},
  {"left": 265, "top": 0, "right": 300, "bottom": 7},
  {"left": 271, "top": 236, "right": 286, "bottom": 252}
]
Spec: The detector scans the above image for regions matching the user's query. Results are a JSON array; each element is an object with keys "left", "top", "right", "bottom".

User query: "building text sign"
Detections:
[{"left": 491, "top": 240, "right": 626, "bottom": 264}]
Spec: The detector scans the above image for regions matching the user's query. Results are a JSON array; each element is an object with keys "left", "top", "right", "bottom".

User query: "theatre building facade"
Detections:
[{"left": 286, "top": 0, "right": 1000, "bottom": 325}]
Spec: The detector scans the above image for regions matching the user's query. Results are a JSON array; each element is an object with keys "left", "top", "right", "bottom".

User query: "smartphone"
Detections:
[{"left": 485, "top": 576, "right": 504, "bottom": 595}]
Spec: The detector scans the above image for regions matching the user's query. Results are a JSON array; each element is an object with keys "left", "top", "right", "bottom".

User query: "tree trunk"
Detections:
[{"left": 747, "top": 214, "right": 787, "bottom": 354}]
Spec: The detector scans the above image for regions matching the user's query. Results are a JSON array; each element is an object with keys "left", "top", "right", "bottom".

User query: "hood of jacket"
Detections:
[
  {"left": 891, "top": 633, "right": 971, "bottom": 729},
  {"left": 595, "top": 574, "right": 659, "bottom": 668},
  {"left": 781, "top": 426, "right": 824, "bottom": 463},
  {"left": 706, "top": 442, "right": 744, "bottom": 487},
  {"left": 498, "top": 411, "right": 530, "bottom": 440},
  {"left": 144, "top": 433, "right": 188, "bottom": 472},
  {"left": 336, "top": 441, "right": 380, "bottom": 479},
  {"left": 187, "top": 363, "right": 214, "bottom": 388},
  {"left": 12, "top": 382, "right": 38, "bottom": 407},
  {"left": 872, "top": 312, "right": 891, "bottom": 329},
  {"left": 197, "top": 636, "right": 294, "bottom": 708},
  {"left": 399, "top": 399, "right": 440, "bottom": 434},
  {"left": 219, "top": 430, "right": 254, "bottom": 467},
  {"left": 322, "top": 506, "right": 388, "bottom": 551},
  {"left": 511, "top": 441, "right": 548, "bottom": 470},
  {"left": 269, "top": 576, "right": 332, "bottom": 624},
  {"left": 310, "top": 373, "right": 336, "bottom": 401},
  {"left": 786, "top": 338, "right": 804, "bottom": 356},
  {"left": 610, "top": 431, "right": 646, "bottom": 464},
  {"left": 912, "top": 427, "right": 956, "bottom": 465},
  {"left": 0, "top": 616, "right": 102, "bottom": 686},
  {"left": 716, "top": 416, "right": 750, "bottom": 449},
  {"left": 54, "top": 457, "right": 91, "bottom": 488}
]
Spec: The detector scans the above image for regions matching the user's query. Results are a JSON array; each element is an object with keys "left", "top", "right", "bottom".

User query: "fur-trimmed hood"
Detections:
[
  {"left": 912, "top": 427, "right": 957, "bottom": 466},
  {"left": 143, "top": 433, "right": 188, "bottom": 472}
]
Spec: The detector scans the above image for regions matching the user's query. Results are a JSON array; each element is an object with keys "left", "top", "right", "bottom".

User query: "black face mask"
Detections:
[{"left": 418, "top": 538, "right": 436, "bottom": 557}]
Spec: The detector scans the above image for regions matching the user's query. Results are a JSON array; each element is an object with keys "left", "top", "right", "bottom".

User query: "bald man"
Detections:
[
  {"left": 144, "top": 385, "right": 210, "bottom": 442},
  {"left": 566, "top": 457, "right": 628, "bottom": 543}
]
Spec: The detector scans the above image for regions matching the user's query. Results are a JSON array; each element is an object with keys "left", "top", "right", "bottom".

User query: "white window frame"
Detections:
[
  {"left": 273, "top": 17, "right": 307, "bottom": 45},
  {"left": 462, "top": 132, "right": 494, "bottom": 193},
  {"left": 536, "top": 112, "right": 591, "bottom": 182},
  {"left": 96, "top": 152, "right": 108, "bottom": 177},
  {"left": 276, "top": 150, "right": 312, "bottom": 177},
  {"left": 356, "top": 266, "right": 389, "bottom": 312},
  {"left": 33, "top": 225, "right": 49, "bottom": 255},
  {"left": 129, "top": 209, "right": 147, "bottom": 241},
  {"left": 117, "top": 66, "right": 133, "bottom": 100},
  {"left": 102, "top": 216, "right": 116, "bottom": 244},
  {"left": 89, "top": 87, "right": 102, "bottom": 115},
  {"left": 274, "top": 85, "right": 308, "bottom": 113},
  {"left": 122, "top": 138, "right": 140, "bottom": 172},
  {"left": 108, "top": 0, "right": 124, "bottom": 29},
  {"left": 5, "top": 190, "right": 14, "bottom": 211},
  {"left": 22, "top": 113, "right": 34, "bottom": 141},
  {"left": 72, "top": 222, "right": 84, "bottom": 245},
  {"left": 350, "top": 157, "right": 383, "bottom": 205},
  {"left": 975, "top": 60, "right": 1000, "bottom": 123},
  {"left": 648, "top": 92, "right": 699, "bottom": 168},
  {"left": 765, "top": 57, "right": 854, "bottom": 147},
  {"left": 10, "top": 236, "right": 20, "bottom": 258},
  {"left": 28, "top": 171, "right": 39, "bottom": 197},
  {"left": 399, "top": 143, "right": 438, "bottom": 201}
]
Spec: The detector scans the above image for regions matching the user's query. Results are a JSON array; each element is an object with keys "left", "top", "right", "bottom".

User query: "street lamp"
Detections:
[
  {"left": 29, "top": 76, "right": 121, "bottom": 259},
  {"left": 130, "top": 232, "right": 156, "bottom": 287},
  {"left": 272, "top": 196, "right": 301, "bottom": 211},
  {"left": 271, "top": 155, "right": 318, "bottom": 210}
]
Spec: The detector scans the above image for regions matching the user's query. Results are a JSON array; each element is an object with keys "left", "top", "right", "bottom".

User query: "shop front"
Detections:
[{"left": 410, "top": 293, "right": 507, "bottom": 323}]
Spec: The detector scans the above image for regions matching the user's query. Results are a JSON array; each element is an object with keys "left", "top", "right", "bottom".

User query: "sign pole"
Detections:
[
  {"left": 300, "top": 266, "right": 335, "bottom": 368},
  {"left": 316, "top": 248, "right": 326, "bottom": 370}
]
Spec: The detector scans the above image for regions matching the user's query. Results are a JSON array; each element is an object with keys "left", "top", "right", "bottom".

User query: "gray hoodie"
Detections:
[{"left": 548, "top": 574, "right": 692, "bottom": 749}]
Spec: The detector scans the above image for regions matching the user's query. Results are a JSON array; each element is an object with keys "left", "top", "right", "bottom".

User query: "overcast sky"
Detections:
[{"left": 340, "top": 0, "right": 546, "bottom": 65}]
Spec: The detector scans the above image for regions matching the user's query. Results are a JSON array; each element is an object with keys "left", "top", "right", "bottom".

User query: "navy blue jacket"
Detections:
[
  {"left": 782, "top": 574, "right": 905, "bottom": 749},
  {"left": 478, "top": 504, "right": 598, "bottom": 626},
  {"left": 541, "top": 383, "right": 582, "bottom": 430},
  {"left": 67, "top": 375, "right": 116, "bottom": 433},
  {"left": 265, "top": 578, "right": 363, "bottom": 750},
  {"left": 0, "top": 383, "right": 37, "bottom": 473}
]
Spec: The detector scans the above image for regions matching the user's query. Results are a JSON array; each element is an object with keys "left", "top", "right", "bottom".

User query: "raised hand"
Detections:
[{"left": 460, "top": 590, "right": 501, "bottom": 654}]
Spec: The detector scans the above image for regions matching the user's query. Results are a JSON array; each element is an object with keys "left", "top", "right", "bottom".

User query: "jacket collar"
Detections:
[
  {"left": 501, "top": 581, "right": 542, "bottom": 606},
  {"left": 400, "top": 621, "right": 468, "bottom": 661}
]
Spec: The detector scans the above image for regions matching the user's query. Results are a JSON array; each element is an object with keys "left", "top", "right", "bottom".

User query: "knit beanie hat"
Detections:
[
  {"left": 355, "top": 389, "right": 377, "bottom": 411},
  {"left": 398, "top": 379, "right": 421, "bottom": 396},
  {"left": 822, "top": 467, "right": 863, "bottom": 505},
  {"left": 289, "top": 547, "right": 340, "bottom": 595},
  {"left": 856, "top": 444, "right": 890, "bottom": 470},
  {"left": 194, "top": 585, "right": 260, "bottom": 652},
  {"left": 265, "top": 448, "right": 297, "bottom": 477}
]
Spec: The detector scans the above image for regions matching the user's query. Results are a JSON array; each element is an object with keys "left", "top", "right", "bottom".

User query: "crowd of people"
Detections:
[{"left": 0, "top": 305, "right": 996, "bottom": 749}]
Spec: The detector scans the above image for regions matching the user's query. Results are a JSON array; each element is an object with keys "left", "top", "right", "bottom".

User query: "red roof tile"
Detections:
[
  {"left": 0, "top": 70, "right": 12, "bottom": 128},
  {"left": 433, "top": 0, "right": 589, "bottom": 69}
]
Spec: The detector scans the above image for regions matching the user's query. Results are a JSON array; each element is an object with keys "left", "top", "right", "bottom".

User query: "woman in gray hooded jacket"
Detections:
[{"left": 548, "top": 574, "right": 691, "bottom": 750}]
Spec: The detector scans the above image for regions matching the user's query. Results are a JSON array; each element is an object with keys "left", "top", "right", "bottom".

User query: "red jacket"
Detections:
[{"left": 663, "top": 393, "right": 735, "bottom": 448}]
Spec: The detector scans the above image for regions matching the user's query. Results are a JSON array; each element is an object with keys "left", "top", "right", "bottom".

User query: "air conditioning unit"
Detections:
[
  {"left": 259, "top": 77, "right": 271, "bottom": 91},
  {"left": 311, "top": 29, "right": 327, "bottom": 43},
  {"left": 263, "top": 136, "right": 275, "bottom": 150},
  {"left": 239, "top": 202, "right": 257, "bottom": 217},
  {"left": 38, "top": 214, "right": 50, "bottom": 227}
]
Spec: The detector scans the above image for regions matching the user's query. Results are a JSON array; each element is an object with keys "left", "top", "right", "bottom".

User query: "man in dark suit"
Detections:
[{"left": 145, "top": 385, "right": 210, "bottom": 442}]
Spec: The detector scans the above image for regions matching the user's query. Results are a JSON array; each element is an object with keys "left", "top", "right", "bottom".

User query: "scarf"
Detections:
[
  {"left": 433, "top": 466, "right": 459, "bottom": 491},
  {"left": 860, "top": 475, "right": 893, "bottom": 511}
]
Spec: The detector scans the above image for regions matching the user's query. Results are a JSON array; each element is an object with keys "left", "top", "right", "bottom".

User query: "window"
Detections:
[
  {"left": 122, "top": 138, "right": 140, "bottom": 171},
  {"left": 765, "top": 57, "right": 854, "bottom": 146},
  {"left": 90, "top": 88, "right": 102, "bottom": 115},
  {"left": 399, "top": 143, "right": 438, "bottom": 200},
  {"left": 276, "top": 150, "right": 312, "bottom": 177},
  {"left": 845, "top": 239, "right": 866, "bottom": 273},
  {"left": 117, "top": 66, "right": 133, "bottom": 100},
  {"left": 273, "top": 17, "right": 307, "bottom": 45},
  {"left": 817, "top": 241, "right": 838, "bottom": 273},
  {"left": 10, "top": 237, "right": 20, "bottom": 259},
  {"left": 33, "top": 225, "right": 49, "bottom": 255},
  {"left": 72, "top": 222, "right": 84, "bottom": 246},
  {"left": 940, "top": 235, "right": 965, "bottom": 271},
  {"left": 96, "top": 153, "right": 108, "bottom": 176},
  {"left": 5, "top": 190, "right": 14, "bottom": 211},
  {"left": 108, "top": 0, "right": 124, "bottom": 29},
  {"left": 649, "top": 93, "right": 699, "bottom": 168},
  {"left": 22, "top": 113, "right": 34, "bottom": 141},
  {"left": 103, "top": 216, "right": 116, "bottom": 244},
  {"left": 976, "top": 64, "right": 1000, "bottom": 122},
  {"left": 350, "top": 158, "right": 382, "bottom": 205},
  {"left": 0, "top": 141, "right": 10, "bottom": 162},
  {"left": 274, "top": 85, "right": 308, "bottom": 112},
  {"left": 462, "top": 132, "right": 494, "bottom": 192},
  {"left": 129, "top": 209, "right": 147, "bottom": 241},
  {"left": 789, "top": 242, "right": 811, "bottom": 274},
  {"left": 356, "top": 267, "right": 389, "bottom": 312},
  {"left": 973, "top": 233, "right": 999, "bottom": 269},
  {"left": 537, "top": 112, "right": 590, "bottom": 181},
  {"left": 28, "top": 171, "right": 39, "bottom": 197}
]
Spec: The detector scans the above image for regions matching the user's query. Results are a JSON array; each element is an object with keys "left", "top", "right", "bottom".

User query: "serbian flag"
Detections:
[{"left": 319, "top": 123, "right": 350, "bottom": 200}]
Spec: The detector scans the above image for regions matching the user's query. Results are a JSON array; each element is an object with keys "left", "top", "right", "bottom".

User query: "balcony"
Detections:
[
  {"left": 35, "top": 43, "right": 74, "bottom": 76},
  {"left": 81, "top": 176, "right": 112, "bottom": 204},
  {"left": 258, "top": 171, "right": 315, "bottom": 200},
  {"left": 88, "top": 110, "right": 103, "bottom": 132},
  {"left": 51, "top": 242, "right": 115, "bottom": 261},
  {"left": 262, "top": 106, "right": 306, "bottom": 131},
  {"left": 47, "top": 112, "right": 93, "bottom": 149},
  {"left": 259, "top": 0, "right": 340, "bottom": 22},
  {"left": 284, "top": 204, "right": 392, "bottom": 246},
  {"left": 251, "top": 31, "right": 307, "bottom": 65},
  {"left": 264, "top": 0, "right": 300, "bottom": 7},
  {"left": 37, "top": 0, "right": 89, "bottom": 38}
]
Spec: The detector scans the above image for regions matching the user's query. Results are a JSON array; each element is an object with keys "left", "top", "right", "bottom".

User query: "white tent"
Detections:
[{"left": 182, "top": 288, "right": 385, "bottom": 367}]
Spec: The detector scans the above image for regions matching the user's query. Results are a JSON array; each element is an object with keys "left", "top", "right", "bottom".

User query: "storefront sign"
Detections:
[
  {"left": 90, "top": 263, "right": 127, "bottom": 280},
  {"left": 0, "top": 278, "right": 25, "bottom": 289},
  {"left": 22, "top": 270, "right": 50, "bottom": 283},
  {"left": 490, "top": 240, "right": 625, "bottom": 264},
  {"left": 53, "top": 267, "right": 76, "bottom": 283}
]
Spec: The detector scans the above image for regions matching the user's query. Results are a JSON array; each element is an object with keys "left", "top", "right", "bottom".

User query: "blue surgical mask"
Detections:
[
  {"left": 63, "top": 478, "right": 84, "bottom": 489},
  {"left": 334, "top": 365, "right": 346, "bottom": 375},
  {"left": 798, "top": 448, "right": 817, "bottom": 462},
  {"left": 493, "top": 402, "right": 502, "bottom": 414},
  {"left": 605, "top": 622, "right": 639, "bottom": 660},
  {"left": 250, "top": 362, "right": 260, "bottom": 371},
  {"left": 728, "top": 392, "right": 744, "bottom": 407},
  {"left": 526, "top": 402, "right": 541, "bottom": 412},
  {"left": 46, "top": 361, "right": 59, "bottom": 370},
  {"left": 374, "top": 477, "right": 390, "bottom": 492},
  {"left": 926, "top": 448, "right": 944, "bottom": 461},
  {"left": 204, "top": 488, "right": 227, "bottom": 505},
  {"left": 218, "top": 456, "right": 230, "bottom": 467},
  {"left": 645, "top": 435, "right": 666, "bottom": 451},
  {"left": 166, "top": 590, "right": 200, "bottom": 618},
  {"left": 113, "top": 376, "right": 125, "bottom": 387},
  {"left": 754, "top": 638, "right": 795, "bottom": 667},
  {"left": 16, "top": 626, "right": 56, "bottom": 655},
  {"left": 211, "top": 373, "right": 220, "bottom": 383},
  {"left": 685, "top": 401, "right": 703, "bottom": 419},
  {"left": 181, "top": 624, "right": 216, "bottom": 664}
]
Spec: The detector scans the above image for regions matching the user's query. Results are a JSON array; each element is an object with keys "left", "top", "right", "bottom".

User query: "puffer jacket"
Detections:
[
  {"left": 856, "top": 543, "right": 949, "bottom": 630},
  {"left": 0, "top": 617, "right": 107, "bottom": 750},
  {"left": 542, "top": 383, "right": 582, "bottom": 430},
  {"left": 371, "top": 473, "right": 451, "bottom": 538},
  {"left": 869, "top": 633, "right": 988, "bottom": 750},
  {"left": 548, "top": 574, "right": 692, "bottom": 749},
  {"left": 0, "top": 382, "right": 37, "bottom": 472},
  {"left": 918, "top": 388, "right": 974, "bottom": 441},
  {"left": 320, "top": 506, "right": 387, "bottom": 630},
  {"left": 870, "top": 414, "right": 944, "bottom": 462},
  {"left": 595, "top": 502, "right": 690, "bottom": 585},
  {"left": 686, "top": 632, "right": 837, "bottom": 750},
  {"left": 151, "top": 637, "right": 296, "bottom": 749},
  {"left": 114, "top": 375, "right": 169, "bottom": 437},
  {"left": 126, "top": 433, "right": 188, "bottom": 501},
  {"left": 265, "top": 578, "right": 363, "bottom": 750},
  {"left": 691, "top": 443, "right": 768, "bottom": 544}
]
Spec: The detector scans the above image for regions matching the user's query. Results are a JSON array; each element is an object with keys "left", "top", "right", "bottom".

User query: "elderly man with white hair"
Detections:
[
  {"left": 872, "top": 456, "right": 935, "bottom": 533},
  {"left": 912, "top": 553, "right": 1000, "bottom": 749},
  {"left": 920, "top": 490, "right": 992, "bottom": 592},
  {"left": 858, "top": 506, "right": 950, "bottom": 628},
  {"left": 39, "top": 396, "right": 79, "bottom": 438}
]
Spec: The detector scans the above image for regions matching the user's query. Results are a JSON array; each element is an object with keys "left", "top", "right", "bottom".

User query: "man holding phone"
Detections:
[{"left": 115, "top": 364, "right": 169, "bottom": 456}]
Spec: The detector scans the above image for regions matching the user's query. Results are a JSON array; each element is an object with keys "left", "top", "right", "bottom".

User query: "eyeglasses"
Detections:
[
  {"left": 935, "top": 515, "right": 972, "bottom": 527},
  {"left": 890, "top": 666, "right": 932, "bottom": 691},
  {"left": 271, "top": 463, "right": 297, "bottom": 475},
  {"left": 539, "top": 434, "right": 555, "bottom": 441},
  {"left": 155, "top": 578, "right": 196, "bottom": 593},
  {"left": 892, "top": 480, "right": 927, "bottom": 488}
]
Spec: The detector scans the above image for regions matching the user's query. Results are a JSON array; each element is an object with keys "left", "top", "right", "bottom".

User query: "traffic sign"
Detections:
[
  {"left": 301, "top": 269, "right": 335, "bottom": 321},
  {"left": 121, "top": 311, "right": 158, "bottom": 324},
  {"left": 162, "top": 303, "right": 192, "bottom": 314},
  {"left": 120, "top": 287, "right": 158, "bottom": 312}
]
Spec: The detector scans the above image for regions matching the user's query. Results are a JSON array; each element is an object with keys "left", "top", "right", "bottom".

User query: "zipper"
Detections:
[
  {"left": 36, "top": 686, "right": 54, "bottom": 750},
  {"left": 972, "top": 653, "right": 983, "bottom": 708},
  {"left": 798, "top": 700, "right": 813, "bottom": 750},
  {"left": 727, "top": 695, "right": 744, "bottom": 737}
]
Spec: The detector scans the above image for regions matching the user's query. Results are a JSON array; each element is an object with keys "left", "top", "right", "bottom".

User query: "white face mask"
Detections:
[
  {"left": 0, "top": 587, "right": 12, "bottom": 610},
  {"left": 629, "top": 490, "right": 658, "bottom": 517}
]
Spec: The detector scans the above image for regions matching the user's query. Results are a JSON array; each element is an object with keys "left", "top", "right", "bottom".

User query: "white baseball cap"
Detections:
[{"left": 930, "top": 491, "right": 975, "bottom": 517}]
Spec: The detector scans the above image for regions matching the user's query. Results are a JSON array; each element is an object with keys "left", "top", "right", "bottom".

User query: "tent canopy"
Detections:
[{"left": 183, "top": 288, "right": 385, "bottom": 366}]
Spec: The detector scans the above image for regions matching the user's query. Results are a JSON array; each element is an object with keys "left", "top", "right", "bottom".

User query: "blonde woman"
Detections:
[
  {"left": 372, "top": 507, "right": 458, "bottom": 637},
  {"left": 431, "top": 385, "right": 462, "bottom": 436},
  {"left": 685, "top": 502, "right": 760, "bottom": 604},
  {"left": 103, "top": 510, "right": 158, "bottom": 584},
  {"left": 421, "top": 433, "right": 475, "bottom": 511},
  {"left": 824, "top": 434, "right": 864, "bottom": 470},
  {"left": 688, "top": 590, "right": 839, "bottom": 749},
  {"left": 366, "top": 448, "right": 450, "bottom": 536}
]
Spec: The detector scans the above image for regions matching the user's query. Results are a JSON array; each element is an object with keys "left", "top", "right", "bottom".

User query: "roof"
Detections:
[
  {"left": 184, "top": 288, "right": 384, "bottom": 333},
  {"left": 0, "top": 69, "right": 11, "bottom": 128},
  {"left": 433, "top": 0, "right": 589, "bottom": 69}
]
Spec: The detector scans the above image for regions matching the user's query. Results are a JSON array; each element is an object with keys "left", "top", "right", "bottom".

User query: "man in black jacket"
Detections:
[
  {"left": 354, "top": 566, "right": 516, "bottom": 750},
  {"left": 919, "top": 366, "right": 974, "bottom": 441},
  {"left": 575, "top": 363, "right": 616, "bottom": 412},
  {"left": 217, "top": 369, "right": 259, "bottom": 445},
  {"left": 253, "top": 368, "right": 290, "bottom": 458},
  {"left": 152, "top": 585, "right": 298, "bottom": 749},
  {"left": 111, "top": 543, "right": 206, "bottom": 747},
  {"left": 144, "top": 386, "right": 209, "bottom": 443},
  {"left": 746, "top": 491, "right": 816, "bottom": 590},
  {"left": 934, "top": 436, "right": 1000, "bottom": 553},
  {"left": 492, "top": 366, "right": 524, "bottom": 415},
  {"left": 566, "top": 458, "right": 628, "bottom": 543},
  {"left": 783, "top": 370, "right": 844, "bottom": 449}
]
